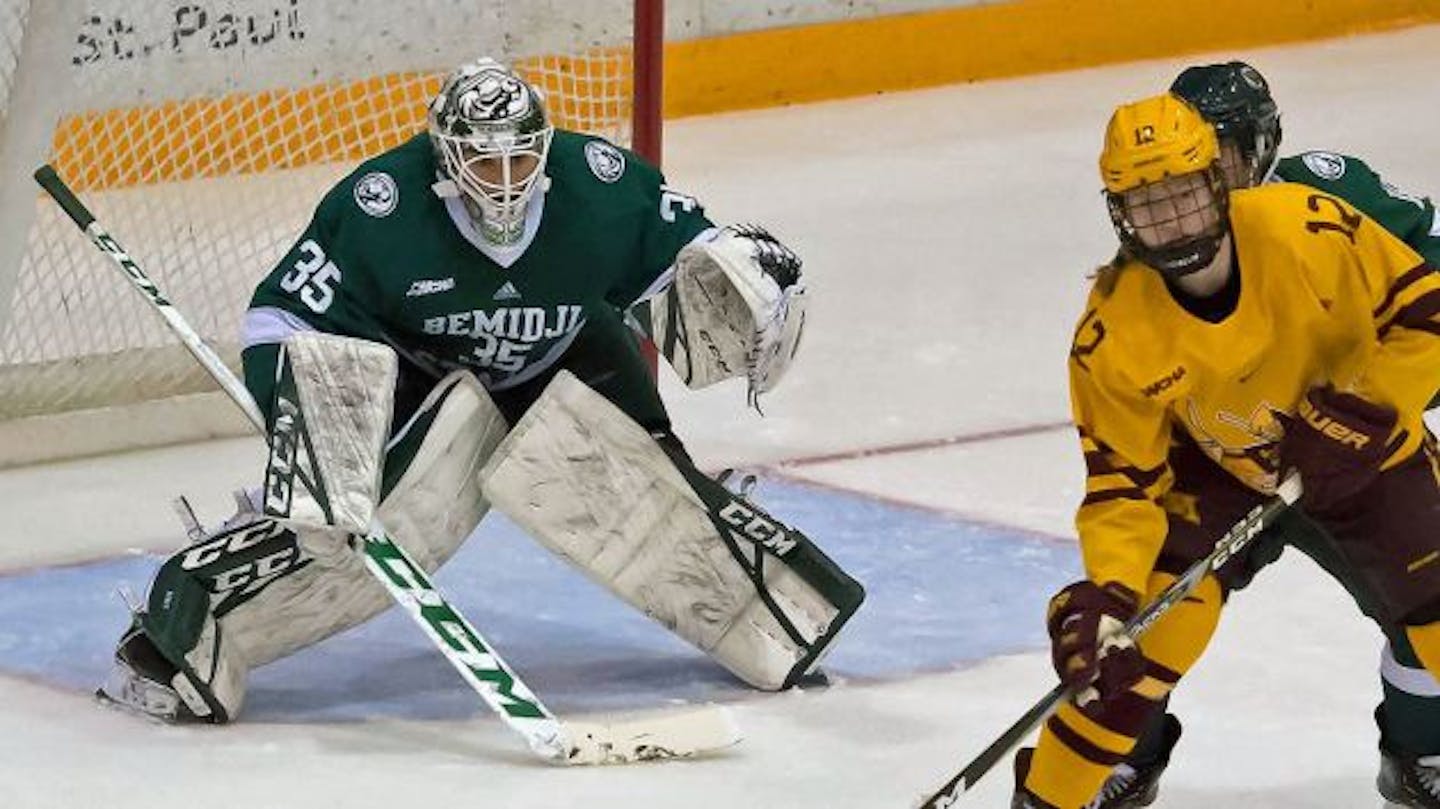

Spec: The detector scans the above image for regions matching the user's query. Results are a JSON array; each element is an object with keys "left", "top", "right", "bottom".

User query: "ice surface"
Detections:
[{"left": 2, "top": 25, "right": 1437, "bottom": 808}]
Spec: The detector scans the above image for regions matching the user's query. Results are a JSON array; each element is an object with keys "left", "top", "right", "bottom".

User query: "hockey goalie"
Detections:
[{"left": 98, "top": 57, "right": 864, "bottom": 724}]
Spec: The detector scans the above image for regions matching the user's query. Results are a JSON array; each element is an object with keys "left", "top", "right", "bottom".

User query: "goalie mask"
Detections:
[
  {"left": 428, "top": 58, "right": 554, "bottom": 246},
  {"left": 1100, "top": 93, "right": 1229, "bottom": 279},
  {"left": 1170, "top": 61, "right": 1283, "bottom": 190}
]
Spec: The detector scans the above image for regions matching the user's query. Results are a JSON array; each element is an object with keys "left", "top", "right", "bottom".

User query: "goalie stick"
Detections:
[
  {"left": 33, "top": 163, "right": 740, "bottom": 766},
  {"left": 915, "top": 472, "right": 1303, "bottom": 807}
]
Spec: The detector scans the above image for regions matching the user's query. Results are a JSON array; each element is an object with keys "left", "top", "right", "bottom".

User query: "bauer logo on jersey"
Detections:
[
  {"left": 354, "top": 172, "right": 399, "bottom": 217},
  {"left": 585, "top": 141, "right": 626, "bottom": 183},
  {"left": 1301, "top": 152, "right": 1347, "bottom": 181}
]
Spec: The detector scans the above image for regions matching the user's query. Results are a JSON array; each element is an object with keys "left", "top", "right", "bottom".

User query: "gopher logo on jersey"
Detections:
[
  {"left": 354, "top": 172, "right": 398, "bottom": 217},
  {"left": 1186, "top": 399, "right": 1286, "bottom": 492},
  {"left": 1301, "top": 151, "right": 1347, "bottom": 181},
  {"left": 585, "top": 141, "right": 626, "bottom": 183}
]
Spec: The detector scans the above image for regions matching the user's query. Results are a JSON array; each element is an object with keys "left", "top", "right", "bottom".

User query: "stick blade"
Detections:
[{"left": 560, "top": 704, "right": 741, "bottom": 765}]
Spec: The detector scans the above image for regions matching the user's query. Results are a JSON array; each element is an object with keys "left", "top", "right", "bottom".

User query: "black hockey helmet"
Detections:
[{"left": 1169, "top": 61, "right": 1282, "bottom": 188}]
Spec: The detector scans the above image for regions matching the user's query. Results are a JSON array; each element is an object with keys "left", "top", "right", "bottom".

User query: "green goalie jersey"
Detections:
[
  {"left": 1274, "top": 150, "right": 1440, "bottom": 266},
  {"left": 242, "top": 130, "right": 713, "bottom": 417}
]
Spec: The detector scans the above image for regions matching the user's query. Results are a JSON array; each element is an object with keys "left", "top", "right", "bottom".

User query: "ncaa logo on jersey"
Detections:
[
  {"left": 585, "top": 140, "right": 626, "bottom": 183},
  {"left": 354, "top": 172, "right": 399, "bottom": 217},
  {"left": 1301, "top": 151, "right": 1347, "bottom": 181}
]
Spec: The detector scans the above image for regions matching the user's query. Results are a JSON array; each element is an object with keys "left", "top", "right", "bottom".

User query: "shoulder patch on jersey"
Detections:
[
  {"left": 1300, "top": 152, "right": 1347, "bottom": 181},
  {"left": 354, "top": 172, "right": 399, "bottom": 217},
  {"left": 584, "top": 140, "right": 626, "bottom": 183}
]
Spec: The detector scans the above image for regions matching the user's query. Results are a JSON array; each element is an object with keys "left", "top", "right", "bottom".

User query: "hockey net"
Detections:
[{"left": 0, "top": 0, "right": 661, "bottom": 463}]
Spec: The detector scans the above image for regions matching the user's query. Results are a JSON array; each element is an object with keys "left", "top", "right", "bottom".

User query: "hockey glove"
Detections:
[
  {"left": 1280, "top": 386, "right": 1400, "bottom": 515},
  {"left": 730, "top": 225, "right": 806, "bottom": 399},
  {"left": 1047, "top": 580, "right": 1145, "bottom": 705}
]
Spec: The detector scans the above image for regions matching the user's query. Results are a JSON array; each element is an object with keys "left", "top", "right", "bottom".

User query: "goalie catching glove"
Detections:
[{"left": 652, "top": 225, "right": 808, "bottom": 400}]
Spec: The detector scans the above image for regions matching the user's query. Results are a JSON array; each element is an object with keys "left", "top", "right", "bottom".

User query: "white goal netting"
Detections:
[{"left": 0, "top": 0, "right": 651, "bottom": 451}]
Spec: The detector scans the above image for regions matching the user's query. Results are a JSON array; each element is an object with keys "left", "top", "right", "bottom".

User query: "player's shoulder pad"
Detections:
[
  {"left": 1070, "top": 258, "right": 1180, "bottom": 384},
  {"left": 1069, "top": 263, "right": 1128, "bottom": 366},
  {"left": 1230, "top": 180, "right": 1332, "bottom": 222},
  {"left": 318, "top": 134, "right": 434, "bottom": 223},
  {"left": 549, "top": 129, "right": 660, "bottom": 188}
]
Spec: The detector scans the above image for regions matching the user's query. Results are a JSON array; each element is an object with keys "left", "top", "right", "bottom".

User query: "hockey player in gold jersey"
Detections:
[
  {"left": 1102, "top": 62, "right": 1440, "bottom": 809},
  {"left": 1012, "top": 93, "right": 1440, "bottom": 808}
]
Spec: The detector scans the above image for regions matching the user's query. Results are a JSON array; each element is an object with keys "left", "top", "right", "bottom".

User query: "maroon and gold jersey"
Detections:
[{"left": 1070, "top": 182, "right": 1440, "bottom": 594}]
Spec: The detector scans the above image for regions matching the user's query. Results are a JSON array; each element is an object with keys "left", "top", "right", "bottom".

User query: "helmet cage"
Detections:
[
  {"left": 428, "top": 60, "right": 554, "bottom": 245},
  {"left": 433, "top": 127, "right": 553, "bottom": 244},
  {"left": 1107, "top": 164, "right": 1230, "bottom": 279},
  {"left": 1212, "top": 111, "right": 1282, "bottom": 188}
]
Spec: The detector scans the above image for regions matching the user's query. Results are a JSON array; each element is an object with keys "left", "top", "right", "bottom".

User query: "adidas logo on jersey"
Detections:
[
  {"left": 493, "top": 281, "right": 522, "bottom": 301},
  {"left": 406, "top": 278, "right": 455, "bottom": 297}
]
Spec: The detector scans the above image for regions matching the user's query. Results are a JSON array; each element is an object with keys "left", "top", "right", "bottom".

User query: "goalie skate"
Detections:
[
  {"left": 96, "top": 621, "right": 205, "bottom": 723},
  {"left": 97, "top": 493, "right": 260, "bottom": 723}
]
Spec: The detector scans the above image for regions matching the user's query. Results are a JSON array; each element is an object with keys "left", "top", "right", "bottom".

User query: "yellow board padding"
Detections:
[
  {"left": 49, "top": 1, "right": 1440, "bottom": 190},
  {"left": 663, "top": 0, "right": 1440, "bottom": 117},
  {"left": 53, "top": 72, "right": 438, "bottom": 192},
  {"left": 51, "top": 53, "right": 632, "bottom": 192}
]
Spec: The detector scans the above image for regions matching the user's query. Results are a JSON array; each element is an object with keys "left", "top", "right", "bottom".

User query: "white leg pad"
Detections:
[
  {"left": 263, "top": 332, "right": 396, "bottom": 534},
  {"left": 226, "top": 370, "right": 506, "bottom": 669},
  {"left": 481, "top": 370, "right": 839, "bottom": 690}
]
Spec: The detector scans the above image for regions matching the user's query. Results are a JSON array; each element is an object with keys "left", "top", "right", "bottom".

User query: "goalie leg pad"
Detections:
[
  {"left": 263, "top": 332, "right": 397, "bottom": 535},
  {"left": 671, "top": 465, "right": 864, "bottom": 687},
  {"left": 481, "top": 370, "right": 863, "bottom": 690},
  {"left": 124, "top": 370, "right": 506, "bottom": 721}
]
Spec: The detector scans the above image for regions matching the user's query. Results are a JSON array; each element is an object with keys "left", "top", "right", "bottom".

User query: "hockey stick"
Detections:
[
  {"left": 915, "top": 472, "right": 1303, "bottom": 807},
  {"left": 33, "top": 163, "right": 740, "bottom": 766}
]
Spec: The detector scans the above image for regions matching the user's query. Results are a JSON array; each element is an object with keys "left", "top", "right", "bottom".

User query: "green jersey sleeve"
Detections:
[
  {"left": 585, "top": 146, "right": 713, "bottom": 309},
  {"left": 247, "top": 191, "right": 389, "bottom": 343},
  {"left": 615, "top": 177, "right": 714, "bottom": 308},
  {"left": 242, "top": 183, "right": 391, "bottom": 416},
  {"left": 1275, "top": 151, "right": 1440, "bottom": 266}
]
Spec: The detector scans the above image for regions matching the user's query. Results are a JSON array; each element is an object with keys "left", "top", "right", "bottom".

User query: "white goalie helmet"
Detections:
[{"left": 427, "top": 58, "right": 554, "bottom": 246}]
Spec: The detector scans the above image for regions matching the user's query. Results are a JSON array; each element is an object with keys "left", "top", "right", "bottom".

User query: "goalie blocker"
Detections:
[{"left": 483, "top": 370, "right": 863, "bottom": 690}]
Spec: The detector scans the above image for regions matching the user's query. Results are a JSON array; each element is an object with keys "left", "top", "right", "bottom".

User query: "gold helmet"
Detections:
[
  {"left": 1100, "top": 93, "right": 1219, "bottom": 193},
  {"left": 1100, "top": 93, "right": 1229, "bottom": 277}
]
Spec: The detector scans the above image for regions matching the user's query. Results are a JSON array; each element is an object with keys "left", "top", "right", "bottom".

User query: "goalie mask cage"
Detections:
[{"left": 0, "top": 0, "right": 663, "bottom": 465}]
